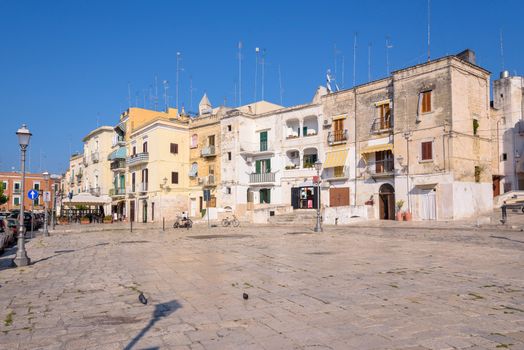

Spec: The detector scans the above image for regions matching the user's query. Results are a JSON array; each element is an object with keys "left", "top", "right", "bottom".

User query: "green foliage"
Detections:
[
  {"left": 201, "top": 209, "right": 206, "bottom": 218},
  {"left": 473, "top": 119, "right": 479, "bottom": 135},
  {"left": 395, "top": 200, "right": 405, "bottom": 211},
  {"left": 0, "top": 186, "right": 8, "bottom": 206},
  {"left": 75, "top": 204, "right": 88, "bottom": 210}
]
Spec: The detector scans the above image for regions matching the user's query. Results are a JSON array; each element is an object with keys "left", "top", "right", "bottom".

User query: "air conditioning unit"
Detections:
[
  {"left": 197, "top": 177, "right": 204, "bottom": 185},
  {"left": 323, "top": 118, "right": 332, "bottom": 127}
]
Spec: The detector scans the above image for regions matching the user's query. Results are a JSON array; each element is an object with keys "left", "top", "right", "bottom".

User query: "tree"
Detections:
[{"left": 0, "top": 185, "right": 8, "bottom": 206}]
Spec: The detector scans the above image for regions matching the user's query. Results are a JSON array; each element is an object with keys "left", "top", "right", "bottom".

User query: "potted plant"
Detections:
[
  {"left": 103, "top": 215, "right": 113, "bottom": 224},
  {"left": 404, "top": 210, "right": 412, "bottom": 221},
  {"left": 395, "top": 200, "right": 404, "bottom": 221},
  {"left": 80, "top": 216, "right": 90, "bottom": 224}
]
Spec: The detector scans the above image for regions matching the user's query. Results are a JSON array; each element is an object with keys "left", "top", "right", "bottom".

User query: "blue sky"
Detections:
[{"left": 0, "top": 0, "right": 522, "bottom": 174}]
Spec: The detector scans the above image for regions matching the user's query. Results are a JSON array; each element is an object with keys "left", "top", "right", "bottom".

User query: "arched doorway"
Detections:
[{"left": 379, "top": 183, "right": 395, "bottom": 220}]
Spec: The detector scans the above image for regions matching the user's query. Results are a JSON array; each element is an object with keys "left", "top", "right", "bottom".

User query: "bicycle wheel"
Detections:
[
  {"left": 222, "top": 219, "right": 229, "bottom": 227},
  {"left": 232, "top": 219, "right": 240, "bottom": 227}
]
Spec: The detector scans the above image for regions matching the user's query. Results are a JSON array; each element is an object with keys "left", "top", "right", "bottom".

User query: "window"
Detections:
[
  {"left": 209, "top": 165, "right": 215, "bottom": 175},
  {"left": 502, "top": 153, "right": 508, "bottom": 161},
  {"left": 34, "top": 182, "right": 40, "bottom": 191},
  {"left": 131, "top": 172, "right": 136, "bottom": 192},
  {"left": 227, "top": 152, "right": 232, "bottom": 161},
  {"left": 260, "top": 189, "right": 271, "bottom": 204},
  {"left": 191, "top": 134, "right": 198, "bottom": 148},
  {"left": 255, "top": 159, "right": 271, "bottom": 174},
  {"left": 226, "top": 187, "right": 231, "bottom": 194},
  {"left": 227, "top": 125, "right": 232, "bottom": 132},
  {"left": 421, "top": 141, "right": 433, "bottom": 161},
  {"left": 376, "top": 103, "right": 391, "bottom": 129},
  {"left": 473, "top": 118, "right": 479, "bottom": 136},
  {"left": 420, "top": 91, "right": 432, "bottom": 113},
  {"left": 332, "top": 119, "right": 345, "bottom": 142},
  {"left": 171, "top": 172, "right": 179, "bottom": 184},
  {"left": 334, "top": 166, "right": 345, "bottom": 178},
  {"left": 303, "top": 154, "right": 318, "bottom": 168},
  {"left": 2, "top": 181, "right": 7, "bottom": 190},
  {"left": 14, "top": 182, "right": 20, "bottom": 193},
  {"left": 13, "top": 196, "right": 20, "bottom": 206},
  {"left": 132, "top": 146, "right": 137, "bottom": 156},
  {"left": 474, "top": 166, "right": 481, "bottom": 183},
  {"left": 375, "top": 150, "right": 394, "bottom": 173},
  {"left": 208, "top": 135, "right": 215, "bottom": 146},
  {"left": 170, "top": 143, "right": 179, "bottom": 154},
  {"left": 143, "top": 141, "right": 148, "bottom": 153},
  {"left": 259, "top": 131, "right": 268, "bottom": 151}
]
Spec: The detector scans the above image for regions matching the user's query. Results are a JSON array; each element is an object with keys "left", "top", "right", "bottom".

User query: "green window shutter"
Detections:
[
  {"left": 255, "top": 160, "right": 261, "bottom": 174},
  {"left": 267, "top": 189, "right": 271, "bottom": 203},
  {"left": 303, "top": 126, "right": 307, "bottom": 136},
  {"left": 260, "top": 131, "right": 267, "bottom": 142},
  {"left": 265, "top": 159, "right": 271, "bottom": 172},
  {"left": 120, "top": 175, "right": 125, "bottom": 188}
]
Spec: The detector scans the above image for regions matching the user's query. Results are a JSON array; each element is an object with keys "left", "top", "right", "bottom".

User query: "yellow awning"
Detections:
[
  {"left": 332, "top": 115, "right": 346, "bottom": 120},
  {"left": 360, "top": 143, "right": 393, "bottom": 155},
  {"left": 324, "top": 150, "right": 348, "bottom": 168}
]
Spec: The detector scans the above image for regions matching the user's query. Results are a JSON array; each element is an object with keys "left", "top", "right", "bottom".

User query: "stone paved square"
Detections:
[{"left": 1, "top": 223, "right": 523, "bottom": 349}]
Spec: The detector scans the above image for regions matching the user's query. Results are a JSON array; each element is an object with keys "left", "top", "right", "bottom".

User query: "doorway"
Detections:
[
  {"left": 379, "top": 183, "right": 395, "bottom": 220},
  {"left": 419, "top": 188, "right": 436, "bottom": 220},
  {"left": 142, "top": 200, "right": 148, "bottom": 223},
  {"left": 492, "top": 176, "right": 501, "bottom": 197},
  {"left": 190, "top": 198, "right": 197, "bottom": 217}
]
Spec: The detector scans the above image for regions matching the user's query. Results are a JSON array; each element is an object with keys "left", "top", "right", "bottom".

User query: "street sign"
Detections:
[
  {"left": 28, "top": 189, "right": 39, "bottom": 200},
  {"left": 43, "top": 191, "right": 51, "bottom": 203}
]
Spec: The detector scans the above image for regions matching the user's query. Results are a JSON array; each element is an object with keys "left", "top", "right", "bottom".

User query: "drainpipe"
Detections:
[{"left": 354, "top": 88, "right": 358, "bottom": 206}]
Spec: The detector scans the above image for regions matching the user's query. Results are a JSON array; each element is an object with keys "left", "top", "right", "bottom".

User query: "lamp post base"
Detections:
[
  {"left": 12, "top": 255, "right": 31, "bottom": 267},
  {"left": 314, "top": 226, "right": 323, "bottom": 232}
]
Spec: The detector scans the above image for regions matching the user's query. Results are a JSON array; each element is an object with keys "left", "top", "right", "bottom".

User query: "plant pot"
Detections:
[
  {"left": 403, "top": 211, "right": 412, "bottom": 221},
  {"left": 80, "top": 219, "right": 90, "bottom": 225},
  {"left": 396, "top": 212, "right": 403, "bottom": 221}
]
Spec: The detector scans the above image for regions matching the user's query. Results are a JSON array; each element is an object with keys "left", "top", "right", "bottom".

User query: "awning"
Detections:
[
  {"left": 65, "top": 193, "right": 111, "bottom": 206},
  {"left": 107, "top": 147, "right": 127, "bottom": 160},
  {"left": 324, "top": 150, "right": 348, "bottom": 168},
  {"left": 360, "top": 143, "right": 393, "bottom": 155},
  {"left": 332, "top": 115, "right": 346, "bottom": 121}
]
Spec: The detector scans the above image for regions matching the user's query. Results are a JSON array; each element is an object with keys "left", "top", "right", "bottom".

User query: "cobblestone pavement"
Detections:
[{"left": 0, "top": 223, "right": 523, "bottom": 350}]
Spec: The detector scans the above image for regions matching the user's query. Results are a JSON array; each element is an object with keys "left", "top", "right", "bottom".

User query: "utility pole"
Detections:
[
  {"left": 238, "top": 41, "right": 242, "bottom": 106},
  {"left": 261, "top": 48, "right": 266, "bottom": 101}
]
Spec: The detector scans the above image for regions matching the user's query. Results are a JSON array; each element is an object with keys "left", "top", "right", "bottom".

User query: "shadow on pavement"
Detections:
[{"left": 123, "top": 299, "right": 182, "bottom": 350}]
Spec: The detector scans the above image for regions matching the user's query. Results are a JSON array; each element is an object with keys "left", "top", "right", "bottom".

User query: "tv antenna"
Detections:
[
  {"left": 238, "top": 41, "right": 243, "bottom": 105},
  {"left": 353, "top": 32, "right": 358, "bottom": 86},
  {"left": 385, "top": 36, "right": 393, "bottom": 75},
  {"left": 176, "top": 52, "right": 182, "bottom": 112},
  {"left": 127, "top": 82, "right": 132, "bottom": 108},
  {"left": 163, "top": 80, "right": 169, "bottom": 110},
  {"left": 254, "top": 47, "right": 259, "bottom": 101},
  {"left": 499, "top": 29, "right": 505, "bottom": 71},
  {"left": 326, "top": 69, "right": 339, "bottom": 93},
  {"left": 154, "top": 76, "right": 159, "bottom": 111},
  {"left": 278, "top": 64, "right": 284, "bottom": 105},
  {"left": 427, "top": 0, "right": 431, "bottom": 62},
  {"left": 368, "top": 42, "right": 372, "bottom": 82},
  {"left": 261, "top": 48, "right": 266, "bottom": 100}
]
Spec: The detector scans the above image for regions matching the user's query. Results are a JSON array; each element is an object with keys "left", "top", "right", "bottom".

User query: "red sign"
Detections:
[{"left": 313, "top": 176, "right": 320, "bottom": 184}]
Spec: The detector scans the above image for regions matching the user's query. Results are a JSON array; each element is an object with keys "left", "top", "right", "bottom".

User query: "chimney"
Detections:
[{"left": 456, "top": 49, "right": 476, "bottom": 65}]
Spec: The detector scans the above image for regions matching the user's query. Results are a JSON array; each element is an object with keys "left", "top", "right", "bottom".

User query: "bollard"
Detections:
[
  {"left": 163, "top": 217, "right": 165, "bottom": 231},
  {"left": 130, "top": 219, "right": 133, "bottom": 233}
]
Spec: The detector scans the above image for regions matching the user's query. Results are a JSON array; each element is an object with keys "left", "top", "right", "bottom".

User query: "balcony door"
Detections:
[
  {"left": 255, "top": 159, "right": 271, "bottom": 174},
  {"left": 259, "top": 131, "right": 268, "bottom": 151}
]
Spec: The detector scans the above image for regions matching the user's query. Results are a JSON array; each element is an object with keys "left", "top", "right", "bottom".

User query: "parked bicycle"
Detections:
[
  {"left": 221, "top": 215, "right": 240, "bottom": 227},
  {"left": 173, "top": 215, "right": 193, "bottom": 229}
]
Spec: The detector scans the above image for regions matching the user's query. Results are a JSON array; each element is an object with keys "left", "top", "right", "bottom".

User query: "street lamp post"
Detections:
[
  {"left": 43, "top": 171, "right": 50, "bottom": 237},
  {"left": 314, "top": 159, "right": 323, "bottom": 232},
  {"left": 13, "top": 124, "right": 32, "bottom": 267}
]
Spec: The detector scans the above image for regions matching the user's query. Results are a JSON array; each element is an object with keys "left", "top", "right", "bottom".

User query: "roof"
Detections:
[{"left": 82, "top": 126, "right": 114, "bottom": 142}]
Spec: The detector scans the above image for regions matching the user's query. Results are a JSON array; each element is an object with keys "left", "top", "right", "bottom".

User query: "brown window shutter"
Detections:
[
  {"left": 174, "top": 143, "right": 178, "bottom": 154},
  {"left": 427, "top": 142, "right": 432, "bottom": 159},
  {"left": 171, "top": 172, "right": 179, "bottom": 184}
]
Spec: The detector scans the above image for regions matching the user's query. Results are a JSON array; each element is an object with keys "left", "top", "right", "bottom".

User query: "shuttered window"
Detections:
[
  {"left": 421, "top": 91, "right": 432, "bottom": 113},
  {"left": 143, "top": 142, "right": 148, "bottom": 153},
  {"left": 170, "top": 143, "right": 178, "bottom": 154},
  {"left": 171, "top": 172, "right": 179, "bottom": 184},
  {"left": 421, "top": 141, "right": 433, "bottom": 161}
]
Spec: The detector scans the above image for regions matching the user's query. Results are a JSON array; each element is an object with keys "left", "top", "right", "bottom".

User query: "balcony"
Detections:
[
  {"left": 327, "top": 129, "right": 348, "bottom": 145},
  {"left": 126, "top": 152, "right": 149, "bottom": 167},
  {"left": 201, "top": 145, "right": 216, "bottom": 157},
  {"left": 370, "top": 118, "right": 393, "bottom": 134},
  {"left": 110, "top": 159, "right": 126, "bottom": 171},
  {"left": 240, "top": 142, "right": 274, "bottom": 157},
  {"left": 109, "top": 188, "right": 126, "bottom": 196},
  {"left": 89, "top": 187, "right": 100, "bottom": 196},
  {"left": 91, "top": 152, "right": 100, "bottom": 163},
  {"left": 249, "top": 172, "right": 276, "bottom": 184},
  {"left": 82, "top": 157, "right": 89, "bottom": 166},
  {"left": 367, "top": 159, "right": 395, "bottom": 176},
  {"left": 12, "top": 188, "right": 21, "bottom": 194}
]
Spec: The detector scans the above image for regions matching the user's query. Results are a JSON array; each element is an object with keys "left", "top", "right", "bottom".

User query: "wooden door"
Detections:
[
  {"left": 329, "top": 187, "right": 349, "bottom": 207},
  {"left": 493, "top": 177, "right": 501, "bottom": 197}
]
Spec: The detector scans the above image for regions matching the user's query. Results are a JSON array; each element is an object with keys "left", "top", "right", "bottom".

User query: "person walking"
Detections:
[{"left": 501, "top": 201, "right": 507, "bottom": 225}]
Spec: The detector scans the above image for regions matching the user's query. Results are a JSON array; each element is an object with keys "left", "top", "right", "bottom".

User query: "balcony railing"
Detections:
[
  {"left": 82, "top": 157, "right": 88, "bottom": 166},
  {"left": 249, "top": 172, "right": 276, "bottom": 183},
  {"left": 201, "top": 145, "right": 216, "bottom": 157},
  {"left": 91, "top": 152, "right": 100, "bottom": 163},
  {"left": 327, "top": 129, "right": 348, "bottom": 145},
  {"left": 368, "top": 159, "right": 395, "bottom": 175},
  {"left": 109, "top": 188, "right": 126, "bottom": 196},
  {"left": 260, "top": 140, "right": 268, "bottom": 151},
  {"left": 370, "top": 118, "right": 393, "bottom": 134},
  {"left": 110, "top": 160, "right": 126, "bottom": 170},
  {"left": 89, "top": 187, "right": 100, "bottom": 196},
  {"left": 126, "top": 152, "right": 149, "bottom": 166},
  {"left": 13, "top": 188, "right": 21, "bottom": 194}
]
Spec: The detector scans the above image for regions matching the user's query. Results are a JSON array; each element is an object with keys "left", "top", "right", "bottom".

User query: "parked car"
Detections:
[
  {"left": 9, "top": 211, "right": 41, "bottom": 231},
  {"left": 0, "top": 219, "right": 16, "bottom": 253}
]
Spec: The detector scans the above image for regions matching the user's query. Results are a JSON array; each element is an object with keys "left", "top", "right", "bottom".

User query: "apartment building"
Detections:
[
  {"left": 220, "top": 101, "right": 283, "bottom": 219},
  {"left": 491, "top": 71, "right": 524, "bottom": 196},
  {"left": 63, "top": 153, "right": 84, "bottom": 196},
  {"left": 321, "top": 49, "right": 492, "bottom": 221},
  {"left": 188, "top": 95, "right": 227, "bottom": 217},
  {"left": 0, "top": 171, "right": 60, "bottom": 211}
]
